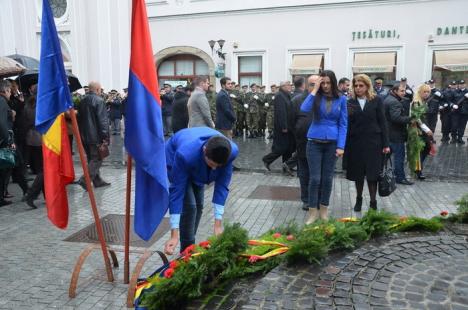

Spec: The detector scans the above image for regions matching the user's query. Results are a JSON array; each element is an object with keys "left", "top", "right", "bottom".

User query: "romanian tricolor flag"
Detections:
[
  {"left": 35, "top": 0, "right": 75, "bottom": 229},
  {"left": 125, "top": 0, "right": 169, "bottom": 241}
]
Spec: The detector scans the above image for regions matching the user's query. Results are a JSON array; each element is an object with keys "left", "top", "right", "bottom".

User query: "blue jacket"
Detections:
[
  {"left": 165, "top": 127, "right": 239, "bottom": 227},
  {"left": 215, "top": 89, "right": 236, "bottom": 130},
  {"left": 300, "top": 93, "right": 348, "bottom": 149}
]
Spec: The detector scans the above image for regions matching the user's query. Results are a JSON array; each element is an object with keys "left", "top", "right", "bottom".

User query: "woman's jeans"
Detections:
[
  {"left": 180, "top": 181, "right": 205, "bottom": 252},
  {"left": 306, "top": 140, "right": 337, "bottom": 210}
]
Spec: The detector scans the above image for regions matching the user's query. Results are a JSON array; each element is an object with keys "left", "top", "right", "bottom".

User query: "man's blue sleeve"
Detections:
[
  {"left": 212, "top": 163, "right": 233, "bottom": 206},
  {"left": 168, "top": 152, "right": 189, "bottom": 229},
  {"left": 300, "top": 93, "right": 314, "bottom": 112}
]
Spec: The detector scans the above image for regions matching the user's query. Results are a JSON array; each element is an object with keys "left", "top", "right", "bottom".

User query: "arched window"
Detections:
[{"left": 158, "top": 54, "right": 209, "bottom": 87}]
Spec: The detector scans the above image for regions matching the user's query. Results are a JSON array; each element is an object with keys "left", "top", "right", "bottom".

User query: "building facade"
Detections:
[{"left": 2, "top": 0, "right": 467, "bottom": 91}]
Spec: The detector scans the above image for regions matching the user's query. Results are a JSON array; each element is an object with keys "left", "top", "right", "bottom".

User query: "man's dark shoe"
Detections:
[
  {"left": 302, "top": 203, "right": 309, "bottom": 211},
  {"left": 370, "top": 200, "right": 377, "bottom": 210},
  {"left": 94, "top": 181, "right": 111, "bottom": 188},
  {"left": 233, "top": 165, "right": 241, "bottom": 171},
  {"left": 397, "top": 179, "right": 413, "bottom": 185},
  {"left": 77, "top": 179, "right": 88, "bottom": 191},
  {"left": 263, "top": 160, "right": 271, "bottom": 171},
  {"left": 354, "top": 196, "right": 363, "bottom": 212},
  {"left": 457, "top": 139, "right": 465, "bottom": 145},
  {"left": 0, "top": 200, "right": 12, "bottom": 207},
  {"left": 282, "top": 163, "right": 294, "bottom": 176},
  {"left": 416, "top": 171, "right": 426, "bottom": 180},
  {"left": 26, "top": 197, "right": 38, "bottom": 209},
  {"left": 450, "top": 139, "right": 457, "bottom": 144},
  {"left": 441, "top": 136, "right": 449, "bottom": 143}
]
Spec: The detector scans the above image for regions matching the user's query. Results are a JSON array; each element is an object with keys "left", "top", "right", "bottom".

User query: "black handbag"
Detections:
[
  {"left": 378, "top": 154, "right": 396, "bottom": 197},
  {"left": 0, "top": 148, "right": 16, "bottom": 169}
]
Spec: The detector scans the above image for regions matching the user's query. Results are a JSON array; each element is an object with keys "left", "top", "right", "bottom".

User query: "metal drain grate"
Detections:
[
  {"left": 64, "top": 214, "right": 169, "bottom": 247},
  {"left": 248, "top": 185, "right": 300, "bottom": 201}
]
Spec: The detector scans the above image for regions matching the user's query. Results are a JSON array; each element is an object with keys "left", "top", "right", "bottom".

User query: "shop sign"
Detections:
[
  {"left": 163, "top": 80, "right": 188, "bottom": 88},
  {"left": 353, "top": 66, "right": 394, "bottom": 73},
  {"left": 436, "top": 64, "right": 468, "bottom": 72},
  {"left": 436, "top": 26, "right": 468, "bottom": 36},
  {"left": 289, "top": 67, "right": 321, "bottom": 75},
  {"left": 352, "top": 30, "right": 400, "bottom": 41}
]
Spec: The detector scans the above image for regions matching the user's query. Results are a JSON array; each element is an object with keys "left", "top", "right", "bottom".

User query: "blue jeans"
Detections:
[
  {"left": 179, "top": 181, "right": 205, "bottom": 252},
  {"left": 306, "top": 140, "right": 337, "bottom": 210},
  {"left": 297, "top": 157, "right": 309, "bottom": 204},
  {"left": 389, "top": 142, "right": 406, "bottom": 182}
]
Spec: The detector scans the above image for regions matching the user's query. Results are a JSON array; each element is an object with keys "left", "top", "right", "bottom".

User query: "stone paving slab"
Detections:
[{"left": 0, "top": 143, "right": 467, "bottom": 309}]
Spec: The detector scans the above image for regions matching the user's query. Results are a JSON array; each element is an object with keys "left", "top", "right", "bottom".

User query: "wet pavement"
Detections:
[{"left": 0, "top": 132, "right": 467, "bottom": 309}]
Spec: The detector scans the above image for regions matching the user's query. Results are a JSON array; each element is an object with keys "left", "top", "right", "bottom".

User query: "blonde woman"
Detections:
[
  {"left": 407, "top": 84, "right": 434, "bottom": 180},
  {"left": 344, "top": 74, "right": 390, "bottom": 212}
]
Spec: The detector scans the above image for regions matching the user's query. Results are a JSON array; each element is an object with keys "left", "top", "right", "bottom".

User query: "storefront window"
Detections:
[
  {"left": 158, "top": 54, "right": 209, "bottom": 86},
  {"left": 352, "top": 51, "right": 397, "bottom": 81},
  {"left": 432, "top": 49, "right": 468, "bottom": 88},
  {"left": 290, "top": 54, "right": 324, "bottom": 81},
  {"left": 239, "top": 56, "right": 262, "bottom": 86}
]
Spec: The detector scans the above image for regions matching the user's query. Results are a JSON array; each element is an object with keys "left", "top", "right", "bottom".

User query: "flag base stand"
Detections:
[
  {"left": 68, "top": 244, "right": 119, "bottom": 298},
  {"left": 126, "top": 249, "right": 169, "bottom": 308}
]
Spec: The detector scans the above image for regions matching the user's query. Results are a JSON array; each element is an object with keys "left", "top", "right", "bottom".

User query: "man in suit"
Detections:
[
  {"left": 262, "top": 81, "right": 294, "bottom": 170},
  {"left": 215, "top": 77, "right": 236, "bottom": 139},
  {"left": 0, "top": 80, "right": 14, "bottom": 206},
  {"left": 383, "top": 83, "right": 413, "bottom": 185},
  {"left": 188, "top": 76, "right": 214, "bottom": 128},
  {"left": 163, "top": 127, "right": 238, "bottom": 254},
  {"left": 374, "top": 77, "right": 389, "bottom": 100}
]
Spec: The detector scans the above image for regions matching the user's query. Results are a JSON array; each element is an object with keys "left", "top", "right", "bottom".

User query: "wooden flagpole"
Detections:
[
  {"left": 69, "top": 110, "right": 114, "bottom": 282},
  {"left": 124, "top": 154, "right": 133, "bottom": 284}
]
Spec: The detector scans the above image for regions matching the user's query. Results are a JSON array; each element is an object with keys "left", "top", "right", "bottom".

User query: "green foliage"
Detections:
[
  {"left": 392, "top": 217, "right": 443, "bottom": 232},
  {"left": 359, "top": 210, "right": 399, "bottom": 238},
  {"left": 451, "top": 194, "right": 468, "bottom": 224},
  {"left": 328, "top": 221, "right": 368, "bottom": 250},
  {"left": 141, "top": 223, "right": 249, "bottom": 310},
  {"left": 286, "top": 224, "right": 329, "bottom": 264},
  {"left": 407, "top": 103, "right": 427, "bottom": 174}
]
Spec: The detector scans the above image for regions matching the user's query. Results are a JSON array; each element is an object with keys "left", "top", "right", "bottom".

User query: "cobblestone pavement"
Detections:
[{"left": 0, "top": 134, "right": 467, "bottom": 309}]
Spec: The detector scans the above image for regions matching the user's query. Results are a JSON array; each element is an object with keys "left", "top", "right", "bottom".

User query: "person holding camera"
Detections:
[{"left": 300, "top": 70, "right": 348, "bottom": 224}]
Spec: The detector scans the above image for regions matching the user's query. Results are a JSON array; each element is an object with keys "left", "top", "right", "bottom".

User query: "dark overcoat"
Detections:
[
  {"left": 344, "top": 96, "right": 389, "bottom": 182},
  {"left": 272, "top": 89, "right": 294, "bottom": 154}
]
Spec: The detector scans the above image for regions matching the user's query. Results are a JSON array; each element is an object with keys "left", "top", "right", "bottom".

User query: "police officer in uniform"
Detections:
[
  {"left": 265, "top": 84, "right": 277, "bottom": 139},
  {"left": 440, "top": 81, "right": 457, "bottom": 143},
  {"left": 454, "top": 80, "right": 468, "bottom": 144},
  {"left": 401, "top": 77, "right": 414, "bottom": 102},
  {"left": 245, "top": 83, "right": 262, "bottom": 138},
  {"left": 425, "top": 79, "right": 443, "bottom": 133}
]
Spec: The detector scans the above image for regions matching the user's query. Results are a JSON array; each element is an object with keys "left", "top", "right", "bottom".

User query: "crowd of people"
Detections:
[
  {"left": 1, "top": 70, "right": 468, "bottom": 253},
  {"left": 0, "top": 79, "right": 126, "bottom": 208}
]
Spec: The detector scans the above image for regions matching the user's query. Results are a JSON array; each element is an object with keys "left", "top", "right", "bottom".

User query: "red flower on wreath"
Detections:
[
  {"left": 199, "top": 240, "right": 211, "bottom": 249},
  {"left": 440, "top": 210, "right": 449, "bottom": 217},
  {"left": 182, "top": 244, "right": 195, "bottom": 256},
  {"left": 286, "top": 234, "right": 294, "bottom": 241},
  {"left": 272, "top": 233, "right": 281, "bottom": 239},
  {"left": 248, "top": 255, "right": 262, "bottom": 263},
  {"left": 169, "top": 261, "right": 179, "bottom": 269},
  {"left": 164, "top": 268, "right": 175, "bottom": 278},
  {"left": 183, "top": 254, "right": 192, "bottom": 263}
]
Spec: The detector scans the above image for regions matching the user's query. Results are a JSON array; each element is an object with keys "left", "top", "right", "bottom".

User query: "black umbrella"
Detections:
[
  {"left": 7, "top": 54, "right": 40, "bottom": 70},
  {"left": 16, "top": 69, "right": 82, "bottom": 93}
]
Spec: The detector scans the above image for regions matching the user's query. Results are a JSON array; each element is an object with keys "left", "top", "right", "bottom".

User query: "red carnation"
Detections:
[
  {"left": 248, "top": 255, "right": 262, "bottom": 263},
  {"left": 272, "top": 233, "right": 281, "bottom": 239},
  {"left": 183, "top": 254, "right": 191, "bottom": 263},
  {"left": 169, "top": 261, "right": 179, "bottom": 269},
  {"left": 182, "top": 244, "right": 195, "bottom": 256},
  {"left": 164, "top": 268, "right": 175, "bottom": 278},
  {"left": 199, "top": 240, "right": 211, "bottom": 249},
  {"left": 286, "top": 234, "right": 294, "bottom": 241},
  {"left": 440, "top": 210, "right": 449, "bottom": 217}
]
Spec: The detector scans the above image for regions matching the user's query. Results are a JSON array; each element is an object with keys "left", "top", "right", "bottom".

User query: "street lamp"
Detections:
[{"left": 208, "top": 39, "right": 226, "bottom": 60}]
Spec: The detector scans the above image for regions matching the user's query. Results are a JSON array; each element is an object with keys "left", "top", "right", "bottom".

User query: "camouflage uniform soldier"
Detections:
[
  {"left": 246, "top": 83, "right": 262, "bottom": 138},
  {"left": 265, "top": 84, "right": 277, "bottom": 139},
  {"left": 228, "top": 84, "right": 241, "bottom": 136},
  {"left": 206, "top": 85, "right": 217, "bottom": 123}
]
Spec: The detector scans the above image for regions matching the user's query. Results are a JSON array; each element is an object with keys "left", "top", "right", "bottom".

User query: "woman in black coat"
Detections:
[{"left": 344, "top": 74, "right": 390, "bottom": 212}]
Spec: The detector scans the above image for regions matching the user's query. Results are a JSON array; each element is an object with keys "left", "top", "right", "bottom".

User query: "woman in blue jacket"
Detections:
[{"left": 300, "top": 70, "right": 347, "bottom": 224}]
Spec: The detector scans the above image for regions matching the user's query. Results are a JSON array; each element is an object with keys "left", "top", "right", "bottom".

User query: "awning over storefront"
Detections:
[
  {"left": 352, "top": 52, "right": 396, "bottom": 73},
  {"left": 434, "top": 50, "right": 468, "bottom": 72},
  {"left": 290, "top": 54, "right": 323, "bottom": 75}
]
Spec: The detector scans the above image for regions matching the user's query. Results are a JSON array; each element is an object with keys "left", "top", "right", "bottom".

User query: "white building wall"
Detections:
[{"left": 1, "top": 0, "right": 467, "bottom": 90}]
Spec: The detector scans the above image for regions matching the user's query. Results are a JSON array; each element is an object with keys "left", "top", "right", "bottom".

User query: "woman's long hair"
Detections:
[
  {"left": 313, "top": 70, "right": 340, "bottom": 120},
  {"left": 413, "top": 84, "right": 431, "bottom": 105},
  {"left": 351, "top": 74, "right": 376, "bottom": 101}
]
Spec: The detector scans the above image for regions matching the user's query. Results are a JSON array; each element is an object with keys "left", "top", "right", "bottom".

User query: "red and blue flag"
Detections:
[{"left": 125, "top": 0, "right": 169, "bottom": 241}]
